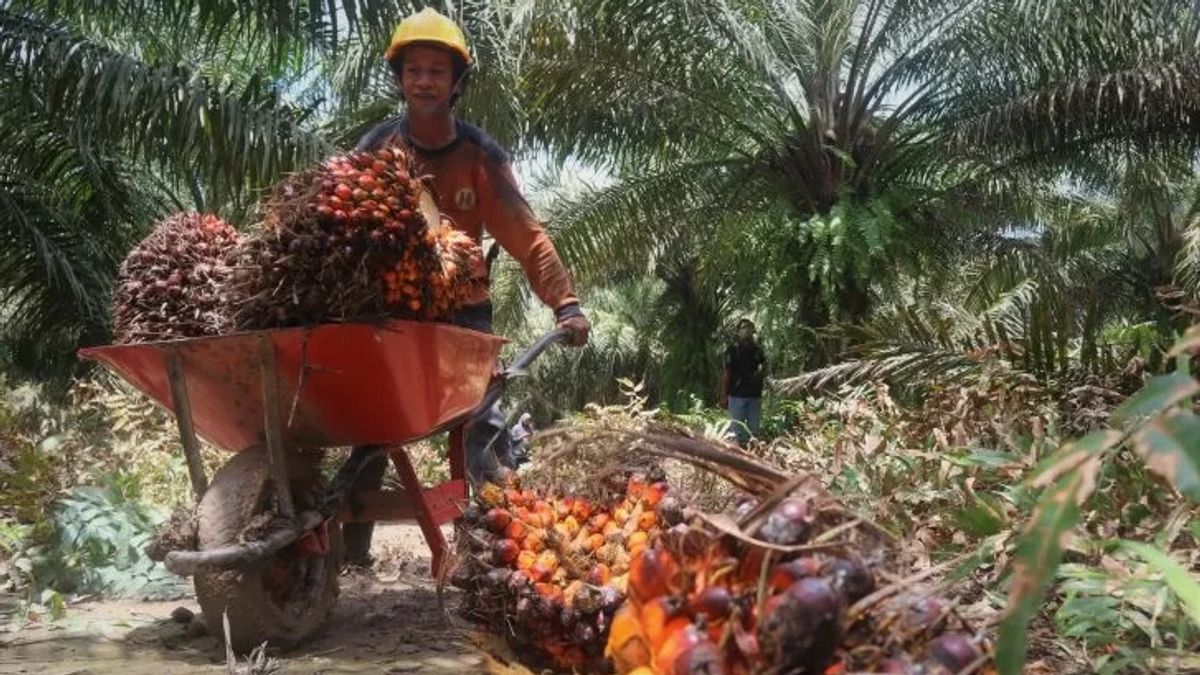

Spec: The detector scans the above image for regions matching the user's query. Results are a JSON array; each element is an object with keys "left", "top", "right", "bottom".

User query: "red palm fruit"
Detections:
[
  {"left": 733, "top": 546, "right": 768, "bottom": 588},
  {"left": 530, "top": 562, "right": 554, "bottom": 583},
  {"left": 688, "top": 585, "right": 733, "bottom": 622},
  {"left": 571, "top": 500, "right": 593, "bottom": 520},
  {"left": 521, "top": 511, "right": 543, "bottom": 529},
  {"left": 589, "top": 513, "right": 611, "bottom": 532},
  {"left": 334, "top": 184, "right": 352, "bottom": 200},
  {"left": 588, "top": 563, "right": 611, "bottom": 586},
  {"left": 606, "top": 603, "right": 652, "bottom": 673},
  {"left": 758, "top": 577, "right": 842, "bottom": 674},
  {"left": 376, "top": 148, "right": 394, "bottom": 161},
  {"left": 556, "top": 498, "right": 573, "bottom": 519},
  {"left": 642, "top": 482, "right": 669, "bottom": 508},
  {"left": 654, "top": 623, "right": 718, "bottom": 675},
  {"left": 628, "top": 547, "right": 678, "bottom": 605},
  {"left": 492, "top": 538, "right": 520, "bottom": 565},
  {"left": 357, "top": 173, "right": 377, "bottom": 189},
  {"left": 516, "top": 549, "right": 536, "bottom": 572},
  {"left": 351, "top": 187, "right": 368, "bottom": 202},
  {"left": 504, "top": 488, "right": 524, "bottom": 506},
  {"left": 927, "top": 633, "right": 981, "bottom": 672},
  {"left": 768, "top": 557, "right": 824, "bottom": 592},
  {"left": 371, "top": 159, "right": 388, "bottom": 174},
  {"left": 638, "top": 510, "right": 658, "bottom": 531},
  {"left": 532, "top": 581, "right": 557, "bottom": 598},
  {"left": 588, "top": 533, "right": 606, "bottom": 552},
  {"left": 641, "top": 595, "right": 685, "bottom": 654},
  {"left": 627, "top": 474, "right": 647, "bottom": 496},
  {"left": 523, "top": 530, "right": 545, "bottom": 553},
  {"left": 758, "top": 498, "right": 813, "bottom": 545},
  {"left": 316, "top": 205, "right": 334, "bottom": 218},
  {"left": 484, "top": 508, "right": 512, "bottom": 533}
]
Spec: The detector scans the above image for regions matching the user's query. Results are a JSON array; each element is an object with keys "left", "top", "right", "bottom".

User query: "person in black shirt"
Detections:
[{"left": 719, "top": 319, "right": 766, "bottom": 445}]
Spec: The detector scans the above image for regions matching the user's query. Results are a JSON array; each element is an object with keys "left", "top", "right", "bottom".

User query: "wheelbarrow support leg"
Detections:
[
  {"left": 259, "top": 335, "right": 294, "bottom": 518},
  {"left": 390, "top": 448, "right": 449, "bottom": 578},
  {"left": 166, "top": 349, "right": 208, "bottom": 500},
  {"left": 449, "top": 427, "right": 466, "bottom": 482}
]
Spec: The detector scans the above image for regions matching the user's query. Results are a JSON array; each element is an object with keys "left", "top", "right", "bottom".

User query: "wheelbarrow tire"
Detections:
[{"left": 193, "top": 447, "right": 341, "bottom": 654}]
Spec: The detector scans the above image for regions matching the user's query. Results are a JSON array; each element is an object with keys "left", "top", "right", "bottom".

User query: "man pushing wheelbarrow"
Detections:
[{"left": 344, "top": 6, "right": 591, "bottom": 567}]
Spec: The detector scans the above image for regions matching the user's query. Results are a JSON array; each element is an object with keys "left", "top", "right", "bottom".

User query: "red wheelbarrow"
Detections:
[{"left": 78, "top": 321, "right": 566, "bottom": 652}]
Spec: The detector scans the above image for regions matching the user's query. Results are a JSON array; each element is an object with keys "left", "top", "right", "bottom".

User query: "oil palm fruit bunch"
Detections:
[
  {"left": 113, "top": 212, "right": 240, "bottom": 343},
  {"left": 428, "top": 221, "right": 485, "bottom": 318},
  {"left": 226, "top": 144, "right": 479, "bottom": 328},
  {"left": 606, "top": 499, "right": 990, "bottom": 674},
  {"left": 453, "top": 473, "right": 674, "bottom": 672}
]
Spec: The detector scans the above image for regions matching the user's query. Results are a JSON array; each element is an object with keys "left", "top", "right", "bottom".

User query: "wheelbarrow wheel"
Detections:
[{"left": 193, "top": 447, "right": 341, "bottom": 654}]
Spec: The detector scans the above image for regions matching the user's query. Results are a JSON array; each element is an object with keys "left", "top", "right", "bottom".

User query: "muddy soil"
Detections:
[{"left": 0, "top": 524, "right": 530, "bottom": 675}]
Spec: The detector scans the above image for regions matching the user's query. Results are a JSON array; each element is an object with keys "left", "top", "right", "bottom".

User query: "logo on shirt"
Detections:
[{"left": 454, "top": 186, "right": 477, "bottom": 211}]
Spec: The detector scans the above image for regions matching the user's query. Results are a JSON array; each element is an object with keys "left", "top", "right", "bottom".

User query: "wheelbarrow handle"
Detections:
[{"left": 467, "top": 327, "right": 570, "bottom": 421}]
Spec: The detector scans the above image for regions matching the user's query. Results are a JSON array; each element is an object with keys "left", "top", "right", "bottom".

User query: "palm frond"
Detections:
[
  {"left": 775, "top": 342, "right": 985, "bottom": 394},
  {"left": 947, "top": 0, "right": 1200, "bottom": 160},
  {"left": 545, "top": 158, "right": 763, "bottom": 285},
  {"left": 1, "top": 10, "right": 330, "bottom": 204}
]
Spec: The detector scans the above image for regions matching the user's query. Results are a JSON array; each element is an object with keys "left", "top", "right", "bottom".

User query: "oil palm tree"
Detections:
[
  {"left": 518, "top": 0, "right": 1200, "bottom": 335},
  {"left": 779, "top": 158, "right": 1200, "bottom": 393}
]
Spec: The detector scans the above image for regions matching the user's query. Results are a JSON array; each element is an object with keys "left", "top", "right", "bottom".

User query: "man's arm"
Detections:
[{"left": 477, "top": 158, "right": 589, "bottom": 344}]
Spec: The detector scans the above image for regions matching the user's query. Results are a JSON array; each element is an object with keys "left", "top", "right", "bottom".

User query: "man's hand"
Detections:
[{"left": 555, "top": 303, "right": 591, "bottom": 347}]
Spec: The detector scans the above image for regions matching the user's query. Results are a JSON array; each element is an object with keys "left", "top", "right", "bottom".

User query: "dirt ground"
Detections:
[{"left": 0, "top": 524, "right": 530, "bottom": 675}]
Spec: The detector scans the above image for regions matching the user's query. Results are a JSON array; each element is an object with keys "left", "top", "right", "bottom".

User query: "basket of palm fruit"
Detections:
[{"left": 452, "top": 427, "right": 994, "bottom": 675}]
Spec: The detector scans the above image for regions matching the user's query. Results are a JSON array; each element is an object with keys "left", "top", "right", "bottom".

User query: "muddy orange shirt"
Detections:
[{"left": 356, "top": 117, "right": 578, "bottom": 312}]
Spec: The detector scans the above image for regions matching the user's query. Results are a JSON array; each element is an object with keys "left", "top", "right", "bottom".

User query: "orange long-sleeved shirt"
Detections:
[{"left": 356, "top": 117, "right": 578, "bottom": 312}]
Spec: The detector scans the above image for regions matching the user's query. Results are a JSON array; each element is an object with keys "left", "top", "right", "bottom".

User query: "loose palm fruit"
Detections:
[
  {"left": 484, "top": 508, "right": 513, "bottom": 533},
  {"left": 758, "top": 577, "right": 842, "bottom": 674},
  {"left": 492, "top": 538, "right": 520, "bottom": 565},
  {"left": 758, "top": 498, "right": 813, "bottom": 545},
  {"left": 928, "top": 633, "right": 982, "bottom": 672}
]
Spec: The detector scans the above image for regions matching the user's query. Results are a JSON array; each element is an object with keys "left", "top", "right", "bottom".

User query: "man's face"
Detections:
[
  {"left": 737, "top": 323, "right": 754, "bottom": 341},
  {"left": 398, "top": 45, "right": 457, "bottom": 115}
]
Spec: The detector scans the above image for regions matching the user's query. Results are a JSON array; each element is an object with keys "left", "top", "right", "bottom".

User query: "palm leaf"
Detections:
[{"left": 1, "top": 10, "right": 330, "bottom": 205}]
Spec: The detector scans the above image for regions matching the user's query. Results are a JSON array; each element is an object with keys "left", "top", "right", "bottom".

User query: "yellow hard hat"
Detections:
[{"left": 384, "top": 7, "right": 472, "bottom": 66}]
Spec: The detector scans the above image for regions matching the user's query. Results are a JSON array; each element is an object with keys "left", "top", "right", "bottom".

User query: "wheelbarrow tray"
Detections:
[{"left": 78, "top": 320, "right": 507, "bottom": 452}]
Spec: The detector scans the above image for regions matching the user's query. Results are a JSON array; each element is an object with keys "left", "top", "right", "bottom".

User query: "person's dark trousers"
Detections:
[{"left": 342, "top": 302, "right": 512, "bottom": 566}]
